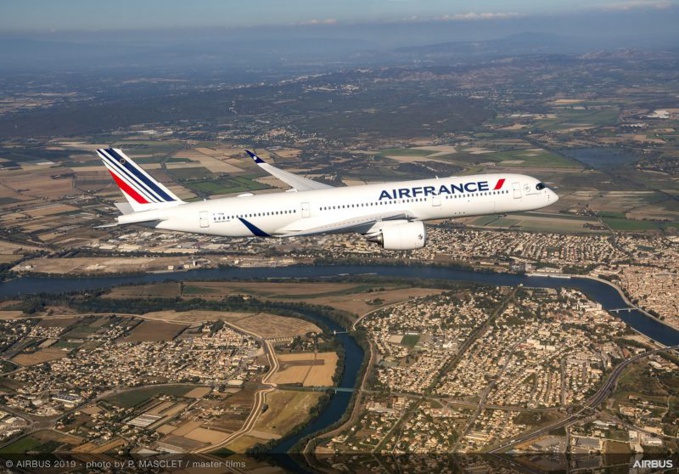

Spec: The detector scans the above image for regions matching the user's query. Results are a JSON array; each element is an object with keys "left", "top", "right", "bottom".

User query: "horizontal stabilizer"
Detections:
[{"left": 114, "top": 202, "right": 135, "bottom": 215}]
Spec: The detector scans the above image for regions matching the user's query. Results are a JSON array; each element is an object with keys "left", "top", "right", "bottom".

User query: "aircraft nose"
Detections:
[{"left": 550, "top": 189, "right": 559, "bottom": 203}]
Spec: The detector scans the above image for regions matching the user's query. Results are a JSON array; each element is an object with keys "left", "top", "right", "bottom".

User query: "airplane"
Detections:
[{"left": 96, "top": 147, "right": 558, "bottom": 250}]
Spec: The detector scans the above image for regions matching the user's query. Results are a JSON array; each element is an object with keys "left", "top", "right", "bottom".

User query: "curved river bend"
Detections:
[{"left": 2, "top": 264, "right": 678, "bottom": 452}]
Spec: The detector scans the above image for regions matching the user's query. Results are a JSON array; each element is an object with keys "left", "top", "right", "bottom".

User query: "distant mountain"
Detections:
[
  {"left": 393, "top": 32, "right": 590, "bottom": 59},
  {"left": 0, "top": 35, "right": 373, "bottom": 73}
]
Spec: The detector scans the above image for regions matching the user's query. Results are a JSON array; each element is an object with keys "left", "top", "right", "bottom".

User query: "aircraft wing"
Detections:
[
  {"left": 277, "top": 211, "right": 414, "bottom": 237},
  {"left": 246, "top": 150, "right": 333, "bottom": 191}
]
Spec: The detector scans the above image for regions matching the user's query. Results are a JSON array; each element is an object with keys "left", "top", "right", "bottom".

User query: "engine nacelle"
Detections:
[{"left": 368, "top": 221, "right": 427, "bottom": 250}]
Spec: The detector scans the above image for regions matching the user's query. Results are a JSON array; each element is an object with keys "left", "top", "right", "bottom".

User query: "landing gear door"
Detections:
[
  {"left": 512, "top": 182, "right": 522, "bottom": 199},
  {"left": 199, "top": 210, "right": 210, "bottom": 228},
  {"left": 301, "top": 202, "right": 310, "bottom": 218}
]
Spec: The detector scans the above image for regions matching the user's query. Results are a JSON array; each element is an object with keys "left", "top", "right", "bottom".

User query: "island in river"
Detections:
[{"left": 0, "top": 264, "right": 677, "bottom": 473}]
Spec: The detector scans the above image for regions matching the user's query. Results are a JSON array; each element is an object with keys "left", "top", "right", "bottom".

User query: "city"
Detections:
[{"left": 0, "top": 12, "right": 678, "bottom": 472}]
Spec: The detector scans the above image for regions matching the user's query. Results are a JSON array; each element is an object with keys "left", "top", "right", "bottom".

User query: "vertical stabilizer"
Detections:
[{"left": 97, "top": 148, "right": 184, "bottom": 212}]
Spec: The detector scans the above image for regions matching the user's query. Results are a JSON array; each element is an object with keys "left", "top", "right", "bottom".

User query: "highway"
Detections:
[{"left": 488, "top": 344, "right": 679, "bottom": 453}]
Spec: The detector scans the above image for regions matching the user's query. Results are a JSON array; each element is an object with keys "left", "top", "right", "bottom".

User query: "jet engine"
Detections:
[{"left": 367, "top": 221, "right": 427, "bottom": 250}]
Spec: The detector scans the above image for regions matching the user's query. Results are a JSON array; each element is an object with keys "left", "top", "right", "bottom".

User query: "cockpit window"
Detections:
[{"left": 536, "top": 182, "right": 546, "bottom": 190}]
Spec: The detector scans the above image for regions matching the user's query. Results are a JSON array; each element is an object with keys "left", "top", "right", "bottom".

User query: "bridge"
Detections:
[
  {"left": 309, "top": 386, "right": 355, "bottom": 393},
  {"left": 608, "top": 307, "right": 636, "bottom": 313}
]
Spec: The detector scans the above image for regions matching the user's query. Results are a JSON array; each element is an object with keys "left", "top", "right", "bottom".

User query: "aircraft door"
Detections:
[
  {"left": 301, "top": 202, "right": 310, "bottom": 218},
  {"left": 512, "top": 182, "right": 522, "bottom": 199},
  {"left": 432, "top": 195, "right": 441, "bottom": 207},
  {"left": 199, "top": 211, "right": 210, "bottom": 228}
]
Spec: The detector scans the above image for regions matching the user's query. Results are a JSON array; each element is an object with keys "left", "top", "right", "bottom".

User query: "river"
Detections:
[
  {"left": 1, "top": 265, "right": 677, "bottom": 345},
  {"left": 1, "top": 264, "right": 678, "bottom": 454}
]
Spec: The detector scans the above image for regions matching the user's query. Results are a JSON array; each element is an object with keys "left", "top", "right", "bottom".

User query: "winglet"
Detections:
[
  {"left": 244, "top": 148, "right": 333, "bottom": 191},
  {"left": 246, "top": 150, "right": 265, "bottom": 164}
]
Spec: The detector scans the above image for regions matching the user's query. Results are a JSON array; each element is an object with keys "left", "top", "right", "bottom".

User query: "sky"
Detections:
[{"left": 1, "top": 0, "right": 677, "bottom": 32}]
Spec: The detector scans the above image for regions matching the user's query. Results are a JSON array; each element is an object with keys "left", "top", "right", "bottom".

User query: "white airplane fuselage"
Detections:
[{"left": 120, "top": 172, "right": 558, "bottom": 238}]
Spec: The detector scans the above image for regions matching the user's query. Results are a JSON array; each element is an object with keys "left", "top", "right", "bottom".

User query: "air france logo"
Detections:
[{"left": 379, "top": 178, "right": 505, "bottom": 201}]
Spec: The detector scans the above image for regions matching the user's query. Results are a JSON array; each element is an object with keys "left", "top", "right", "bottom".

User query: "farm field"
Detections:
[
  {"left": 130, "top": 309, "right": 320, "bottom": 338},
  {"left": 36, "top": 317, "right": 78, "bottom": 328},
  {"left": 105, "top": 281, "right": 446, "bottom": 317},
  {"left": 14, "top": 256, "right": 193, "bottom": 274},
  {"left": 120, "top": 320, "right": 188, "bottom": 342},
  {"left": 108, "top": 282, "right": 183, "bottom": 299},
  {"left": 106, "top": 385, "right": 197, "bottom": 408},
  {"left": 220, "top": 312, "right": 321, "bottom": 339},
  {"left": 272, "top": 352, "right": 338, "bottom": 387},
  {"left": 12, "top": 348, "right": 68, "bottom": 366},
  {"left": 170, "top": 148, "right": 245, "bottom": 173},
  {"left": 0, "top": 436, "right": 43, "bottom": 454},
  {"left": 253, "top": 390, "right": 325, "bottom": 437}
]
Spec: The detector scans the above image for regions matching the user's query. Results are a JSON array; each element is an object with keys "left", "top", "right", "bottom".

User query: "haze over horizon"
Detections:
[
  {"left": 2, "top": 0, "right": 678, "bottom": 32},
  {"left": 1, "top": 1, "right": 678, "bottom": 74}
]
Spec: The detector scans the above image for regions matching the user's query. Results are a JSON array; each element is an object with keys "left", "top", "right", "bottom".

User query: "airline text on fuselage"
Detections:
[{"left": 378, "top": 178, "right": 504, "bottom": 201}]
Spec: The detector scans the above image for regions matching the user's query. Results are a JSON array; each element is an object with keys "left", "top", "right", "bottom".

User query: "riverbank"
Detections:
[
  {"left": 578, "top": 273, "right": 679, "bottom": 335},
  {"left": 2, "top": 264, "right": 679, "bottom": 458}
]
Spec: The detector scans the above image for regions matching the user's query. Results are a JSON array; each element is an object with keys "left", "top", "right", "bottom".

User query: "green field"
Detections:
[
  {"left": 493, "top": 213, "right": 603, "bottom": 233},
  {"left": 0, "top": 436, "right": 42, "bottom": 454},
  {"left": 0, "top": 197, "right": 20, "bottom": 205},
  {"left": 344, "top": 164, "right": 408, "bottom": 181},
  {"left": 379, "top": 148, "right": 436, "bottom": 157},
  {"left": 167, "top": 157, "right": 193, "bottom": 163},
  {"left": 61, "top": 321, "right": 100, "bottom": 338},
  {"left": 598, "top": 211, "right": 626, "bottom": 219},
  {"left": 189, "top": 176, "right": 271, "bottom": 195},
  {"left": 535, "top": 108, "right": 620, "bottom": 131},
  {"left": 65, "top": 160, "right": 101, "bottom": 167},
  {"left": 401, "top": 334, "right": 420, "bottom": 347},
  {"left": 492, "top": 150, "right": 580, "bottom": 168},
  {"left": 602, "top": 217, "right": 660, "bottom": 231},
  {"left": 134, "top": 156, "right": 165, "bottom": 164},
  {"left": 135, "top": 156, "right": 193, "bottom": 165},
  {"left": 0, "top": 359, "right": 17, "bottom": 373},
  {"left": 515, "top": 220, "right": 597, "bottom": 233},
  {"left": 114, "top": 140, "right": 184, "bottom": 155},
  {"left": 491, "top": 217, "right": 522, "bottom": 228},
  {"left": 471, "top": 215, "right": 501, "bottom": 226},
  {"left": 51, "top": 340, "right": 84, "bottom": 349},
  {"left": 183, "top": 285, "right": 219, "bottom": 295},
  {"left": 170, "top": 166, "right": 215, "bottom": 181}
]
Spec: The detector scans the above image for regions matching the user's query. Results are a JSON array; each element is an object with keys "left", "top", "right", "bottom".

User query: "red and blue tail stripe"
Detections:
[{"left": 97, "top": 148, "right": 179, "bottom": 205}]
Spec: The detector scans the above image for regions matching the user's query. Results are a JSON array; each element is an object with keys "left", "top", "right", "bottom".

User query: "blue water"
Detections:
[
  {"left": 270, "top": 309, "right": 363, "bottom": 454},
  {"left": 2, "top": 265, "right": 676, "bottom": 345},
  {"left": 557, "top": 147, "right": 640, "bottom": 169},
  {"left": 2, "top": 264, "right": 678, "bottom": 455}
]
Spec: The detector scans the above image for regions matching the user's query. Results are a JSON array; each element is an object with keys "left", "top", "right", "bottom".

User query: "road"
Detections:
[
  {"left": 488, "top": 344, "right": 679, "bottom": 453},
  {"left": 197, "top": 339, "right": 278, "bottom": 453},
  {"left": 306, "top": 299, "right": 428, "bottom": 453},
  {"left": 0, "top": 311, "right": 280, "bottom": 455},
  {"left": 452, "top": 342, "right": 518, "bottom": 452}
]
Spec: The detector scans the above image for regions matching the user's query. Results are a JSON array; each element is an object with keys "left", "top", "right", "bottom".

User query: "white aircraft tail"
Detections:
[{"left": 97, "top": 148, "right": 184, "bottom": 213}]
